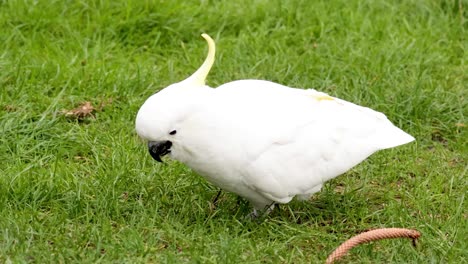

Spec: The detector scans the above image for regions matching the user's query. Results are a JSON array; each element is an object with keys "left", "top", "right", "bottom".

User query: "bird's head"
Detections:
[{"left": 135, "top": 34, "right": 216, "bottom": 162}]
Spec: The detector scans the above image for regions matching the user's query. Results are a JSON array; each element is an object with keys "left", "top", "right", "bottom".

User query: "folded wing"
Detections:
[{"left": 213, "top": 80, "right": 414, "bottom": 204}]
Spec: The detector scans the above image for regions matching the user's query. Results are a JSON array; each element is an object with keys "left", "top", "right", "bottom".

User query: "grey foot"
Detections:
[{"left": 248, "top": 202, "right": 276, "bottom": 220}]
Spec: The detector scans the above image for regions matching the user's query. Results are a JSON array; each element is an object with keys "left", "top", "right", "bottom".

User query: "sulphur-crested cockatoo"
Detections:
[{"left": 136, "top": 34, "right": 414, "bottom": 215}]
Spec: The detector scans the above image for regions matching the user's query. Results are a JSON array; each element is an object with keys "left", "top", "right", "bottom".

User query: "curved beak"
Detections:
[{"left": 148, "top": 141, "right": 172, "bottom": 163}]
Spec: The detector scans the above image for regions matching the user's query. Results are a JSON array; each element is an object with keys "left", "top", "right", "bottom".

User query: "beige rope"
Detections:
[{"left": 326, "top": 228, "right": 421, "bottom": 263}]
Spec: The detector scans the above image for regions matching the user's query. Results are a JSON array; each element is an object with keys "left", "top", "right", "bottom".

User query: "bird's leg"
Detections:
[
  {"left": 250, "top": 208, "right": 259, "bottom": 219},
  {"left": 209, "top": 189, "right": 223, "bottom": 210},
  {"left": 211, "top": 189, "right": 222, "bottom": 205},
  {"left": 248, "top": 202, "right": 276, "bottom": 220},
  {"left": 262, "top": 202, "right": 276, "bottom": 216}
]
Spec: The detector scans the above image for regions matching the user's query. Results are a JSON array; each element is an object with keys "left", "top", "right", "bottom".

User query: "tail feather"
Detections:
[{"left": 377, "top": 125, "right": 415, "bottom": 150}]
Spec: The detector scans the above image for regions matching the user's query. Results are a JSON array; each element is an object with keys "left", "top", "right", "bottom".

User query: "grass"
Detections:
[{"left": 0, "top": 0, "right": 466, "bottom": 263}]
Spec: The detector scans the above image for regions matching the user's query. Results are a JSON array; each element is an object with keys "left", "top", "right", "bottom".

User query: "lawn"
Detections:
[{"left": 0, "top": 0, "right": 466, "bottom": 263}]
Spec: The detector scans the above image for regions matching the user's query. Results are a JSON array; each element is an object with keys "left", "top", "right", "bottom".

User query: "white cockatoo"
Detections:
[{"left": 136, "top": 34, "right": 414, "bottom": 215}]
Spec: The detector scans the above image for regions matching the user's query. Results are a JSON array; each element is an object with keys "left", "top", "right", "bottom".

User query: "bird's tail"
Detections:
[{"left": 376, "top": 124, "right": 415, "bottom": 150}]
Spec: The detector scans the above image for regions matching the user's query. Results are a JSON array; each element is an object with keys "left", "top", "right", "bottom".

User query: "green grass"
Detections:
[{"left": 0, "top": 0, "right": 466, "bottom": 263}]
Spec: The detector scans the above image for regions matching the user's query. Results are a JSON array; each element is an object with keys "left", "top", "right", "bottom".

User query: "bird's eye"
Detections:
[{"left": 169, "top": 130, "right": 177, "bottom": 135}]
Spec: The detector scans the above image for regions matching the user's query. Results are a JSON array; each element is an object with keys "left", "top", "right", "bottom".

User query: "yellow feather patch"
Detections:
[
  {"left": 309, "top": 94, "right": 335, "bottom": 101},
  {"left": 316, "top": 95, "right": 334, "bottom": 101}
]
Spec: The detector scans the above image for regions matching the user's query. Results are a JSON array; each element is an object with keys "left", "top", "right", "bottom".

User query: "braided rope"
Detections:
[{"left": 326, "top": 228, "right": 421, "bottom": 264}]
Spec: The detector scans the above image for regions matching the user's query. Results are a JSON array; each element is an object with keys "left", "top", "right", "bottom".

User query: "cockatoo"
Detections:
[{"left": 136, "top": 34, "right": 414, "bottom": 215}]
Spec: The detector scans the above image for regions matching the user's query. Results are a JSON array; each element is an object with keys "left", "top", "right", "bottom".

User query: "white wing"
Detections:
[{"left": 177, "top": 80, "right": 414, "bottom": 206}]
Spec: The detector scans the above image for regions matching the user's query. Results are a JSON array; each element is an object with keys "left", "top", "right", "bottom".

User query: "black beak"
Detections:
[{"left": 148, "top": 141, "right": 172, "bottom": 163}]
